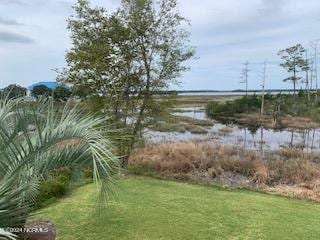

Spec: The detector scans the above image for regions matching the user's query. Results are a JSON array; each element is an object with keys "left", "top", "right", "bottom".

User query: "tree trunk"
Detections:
[
  {"left": 120, "top": 46, "right": 151, "bottom": 174},
  {"left": 305, "top": 51, "right": 310, "bottom": 103},
  {"left": 119, "top": 155, "right": 129, "bottom": 176},
  {"left": 293, "top": 68, "right": 296, "bottom": 101},
  {"left": 261, "top": 60, "right": 266, "bottom": 116}
]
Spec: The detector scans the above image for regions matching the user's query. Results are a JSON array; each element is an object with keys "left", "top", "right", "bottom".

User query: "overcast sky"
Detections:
[{"left": 1, "top": 0, "right": 320, "bottom": 90}]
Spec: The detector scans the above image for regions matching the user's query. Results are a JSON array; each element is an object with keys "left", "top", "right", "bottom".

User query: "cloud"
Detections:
[
  {"left": 0, "top": 16, "right": 22, "bottom": 25},
  {"left": 0, "top": 0, "right": 23, "bottom": 5},
  {"left": 0, "top": 31, "right": 34, "bottom": 43},
  {"left": 0, "top": 0, "right": 319, "bottom": 90},
  {"left": 258, "top": 0, "right": 286, "bottom": 15}
]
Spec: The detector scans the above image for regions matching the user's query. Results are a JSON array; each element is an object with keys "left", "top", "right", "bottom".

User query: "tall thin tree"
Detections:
[
  {"left": 311, "top": 40, "right": 320, "bottom": 103},
  {"left": 261, "top": 59, "right": 267, "bottom": 116},
  {"left": 240, "top": 61, "right": 250, "bottom": 97},
  {"left": 303, "top": 49, "right": 310, "bottom": 102},
  {"left": 278, "top": 44, "right": 307, "bottom": 101}
]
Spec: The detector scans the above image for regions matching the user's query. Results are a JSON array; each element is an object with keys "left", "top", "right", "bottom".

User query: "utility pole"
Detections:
[
  {"left": 261, "top": 59, "right": 267, "bottom": 116},
  {"left": 240, "top": 61, "right": 250, "bottom": 97}
]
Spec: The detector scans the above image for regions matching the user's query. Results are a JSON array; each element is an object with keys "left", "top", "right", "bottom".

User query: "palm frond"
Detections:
[{"left": 0, "top": 96, "right": 118, "bottom": 237}]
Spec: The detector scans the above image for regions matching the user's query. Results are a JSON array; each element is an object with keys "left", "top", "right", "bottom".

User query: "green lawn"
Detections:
[{"left": 35, "top": 176, "right": 320, "bottom": 240}]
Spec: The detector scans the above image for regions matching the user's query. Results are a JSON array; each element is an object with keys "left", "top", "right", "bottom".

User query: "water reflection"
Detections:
[
  {"left": 172, "top": 107, "right": 207, "bottom": 120},
  {"left": 145, "top": 108, "right": 320, "bottom": 152}
]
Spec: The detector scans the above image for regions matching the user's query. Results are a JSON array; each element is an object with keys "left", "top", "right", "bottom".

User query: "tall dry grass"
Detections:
[{"left": 129, "top": 141, "right": 320, "bottom": 186}]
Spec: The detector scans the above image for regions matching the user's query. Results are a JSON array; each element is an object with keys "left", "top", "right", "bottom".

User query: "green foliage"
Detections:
[
  {"left": 298, "top": 89, "right": 304, "bottom": 98},
  {"left": 71, "top": 84, "right": 94, "bottom": 98},
  {"left": 35, "top": 176, "right": 320, "bottom": 240},
  {"left": 278, "top": 44, "right": 307, "bottom": 95},
  {"left": 82, "top": 167, "right": 94, "bottom": 180},
  {"left": 53, "top": 86, "right": 71, "bottom": 101},
  {"left": 31, "top": 84, "right": 52, "bottom": 97},
  {"left": 276, "top": 93, "right": 320, "bottom": 117},
  {"left": 206, "top": 95, "right": 262, "bottom": 117},
  {"left": 127, "top": 164, "right": 158, "bottom": 177},
  {"left": 206, "top": 92, "right": 320, "bottom": 123},
  {"left": 59, "top": 0, "right": 195, "bottom": 161},
  {"left": 35, "top": 168, "right": 71, "bottom": 208},
  {"left": 1, "top": 84, "right": 26, "bottom": 99},
  {"left": 86, "top": 95, "right": 106, "bottom": 114},
  {"left": 0, "top": 96, "right": 118, "bottom": 239}
]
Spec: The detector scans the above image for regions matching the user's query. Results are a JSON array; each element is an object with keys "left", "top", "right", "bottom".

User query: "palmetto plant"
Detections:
[{"left": 0, "top": 96, "right": 118, "bottom": 239}]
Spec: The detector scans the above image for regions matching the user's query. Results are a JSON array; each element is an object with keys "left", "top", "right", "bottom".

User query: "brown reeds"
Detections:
[{"left": 129, "top": 141, "right": 320, "bottom": 186}]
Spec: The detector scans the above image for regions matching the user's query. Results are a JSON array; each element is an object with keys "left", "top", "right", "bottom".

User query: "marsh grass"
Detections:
[
  {"left": 150, "top": 113, "right": 212, "bottom": 133},
  {"left": 129, "top": 141, "right": 320, "bottom": 200}
]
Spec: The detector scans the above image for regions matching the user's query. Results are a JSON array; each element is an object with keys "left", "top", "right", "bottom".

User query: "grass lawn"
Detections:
[{"left": 35, "top": 176, "right": 320, "bottom": 240}]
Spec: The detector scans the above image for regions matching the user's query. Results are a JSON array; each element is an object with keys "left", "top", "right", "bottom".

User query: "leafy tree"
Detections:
[
  {"left": 278, "top": 44, "right": 307, "bottom": 99},
  {"left": 71, "top": 84, "right": 94, "bottom": 98},
  {"left": 2, "top": 84, "right": 26, "bottom": 99},
  {"left": 53, "top": 85, "right": 71, "bottom": 101},
  {"left": 0, "top": 97, "right": 117, "bottom": 239},
  {"left": 60, "top": 0, "right": 195, "bottom": 172},
  {"left": 31, "top": 84, "right": 52, "bottom": 98}
]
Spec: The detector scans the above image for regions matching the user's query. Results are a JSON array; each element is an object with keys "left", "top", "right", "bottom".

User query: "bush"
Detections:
[
  {"left": 35, "top": 168, "right": 71, "bottom": 207},
  {"left": 86, "top": 95, "right": 106, "bottom": 113},
  {"left": 206, "top": 95, "right": 261, "bottom": 117}
]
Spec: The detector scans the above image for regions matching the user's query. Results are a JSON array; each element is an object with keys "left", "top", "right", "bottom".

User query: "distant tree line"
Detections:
[
  {"left": 0, "top": 84, "right": 71, "bottom": 101},
  {"left": 0, "top": 84, "right": 27, "bottom": 98}
]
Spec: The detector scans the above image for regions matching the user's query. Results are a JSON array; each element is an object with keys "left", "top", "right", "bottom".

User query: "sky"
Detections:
[{"left": 1, "top": 0, "right": 320, "bottom": 90}]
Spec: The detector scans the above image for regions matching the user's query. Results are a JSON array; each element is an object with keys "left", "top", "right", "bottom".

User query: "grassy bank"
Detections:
[
  {"left": 149, "top": 114, "right": 213, "bottom": 134},
  {"left": 34, "top": 176, "right": 320, "bottom": 240}
]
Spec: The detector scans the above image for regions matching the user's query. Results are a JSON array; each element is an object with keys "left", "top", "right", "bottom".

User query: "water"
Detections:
[
  {"left": 178, "top": 91, "right": 294, "bottom": 96},
  {"left": 145, "top": 108, "right": 320, "bottom": 151},
  {"left": 172, "top": 107, "right": 207, "bottom": 120}
]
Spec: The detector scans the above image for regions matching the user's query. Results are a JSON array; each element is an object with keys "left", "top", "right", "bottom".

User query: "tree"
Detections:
[
  {"left": 0, "top": 96, "right": 117, "bottom": 239},
  {"left": 260, "top": 59, "right": 267, "bottom": 116},
  {"left": 278, "top": 44, "right": 307, "bottom": 99},
  {"left": 310, "top": 40, "right": 320, "bottom": 104},
  {"left": 53, "top": 85, "right": 71, "bottom": 101},
  {"left": 2, "top": 84, "right": 26, "bottom": 99},
  {"left": 302, "top": 49, "right": 311, "bottom": 102},
  {"left": 60, "top": 0, "right": 195, "bottom": 172},
  {"left": 31, "top": 84, "right": 52, "bottom": 98},
  {"left": 71, "top": 84, "right": 94, "bottom": 98},
  {"left": 240, "top": 61, "right": 250, "bottom": 97}
]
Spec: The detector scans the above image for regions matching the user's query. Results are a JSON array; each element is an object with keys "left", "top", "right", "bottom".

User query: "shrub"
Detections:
[
  {"left": 35, "top": 168, "right": 71, "bottom": 207},
  {"left": 82, "top": 166, "right": 94, "bottom": 179},
  {"left": 206, "top": 95, "right": 261, "bottom": 117}
]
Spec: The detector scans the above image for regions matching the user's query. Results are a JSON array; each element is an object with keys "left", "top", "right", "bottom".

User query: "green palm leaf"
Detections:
[{"left": 0, "top": 97, "right": 118, "bottom": 239}]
